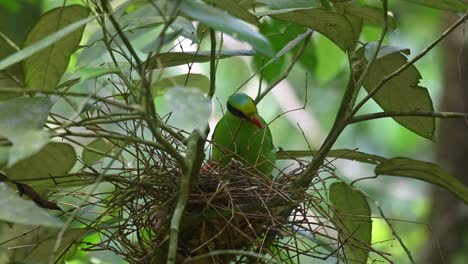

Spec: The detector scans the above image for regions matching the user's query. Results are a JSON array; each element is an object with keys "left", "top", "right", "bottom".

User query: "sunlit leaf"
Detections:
[
  {"left": 152, "top": 73, "right": 210, "bottom": 96},
  {"left": 164, "top": 87, "right": 212, "bottom": 134},
  {"left": 364, "top": 43, "right": 408, "bottom": 61},
  {"left": 148, "top": 49, "right": 255, "bottom": 68},
  {"left": 0, "top": 183, "right": 63, "bottom": 227},
  {"left": 205, "top": 0, "right": 260, "bottom": 26},
  {"left": 359, "top": 45, "right": 435, "bottom": 140},
  {"left": 376, "top": 157, "right": 468, "bottom": 205},
  {"left": 259, "top": 8, "right": 357, "bottom": 51},
  {"left": 7, "top": 130, "right": 50, "bottom": 167},
  {"left": 171, "top": 17, "right": 199, "bottom": 43},
  {"left": 24, "top": 229, "right": 88, "bottom": 264},
  {"left": 82, "top": 138, "right": 124, "bottom": 166},
  {"left": 5, "top": 142, "right": 78, "bottom": 187},
  {"left": 401, "top": 0, "right": 468, "bottom": 12},
  {"left": 20, "top": 6, "right": 90, "bottom": 90},
  {"left": 0, "top": 96, "right": 52, "bottom": 166},
  {"left": 180, "top": 1, "right": 273, "bottom": 55},
  {"left": 0, "top": 96, "right": 51, "bottom": 136},
  {"left": 276, "top": 149, "right": 386, "bottom": 165},
  {"left": 78, "top": 66, "right": 121, "bottom": 83},
  {"left": 329, "top": 182, "right": 371, "bottom": 264}
]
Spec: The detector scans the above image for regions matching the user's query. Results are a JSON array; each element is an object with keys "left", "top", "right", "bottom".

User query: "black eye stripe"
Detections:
[{"left": 227, "top": 102, "right": 248, "bottom": 119}]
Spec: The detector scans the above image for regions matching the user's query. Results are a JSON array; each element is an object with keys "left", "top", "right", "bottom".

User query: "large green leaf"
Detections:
[
  {"left": 376, "top": 157, "right": 468, "bottom": 205},
  {"left": 0, "top": 183, "right": 63, "bottom": 227},
  {"left": 0, "top": 96, "right": 52, "bottom": 166},
  {"left": 359, "top": 45, "right": 435, "bottom": 140},
  {"left": 82, "top": 138, "right": 124, "bottom": 166},
  {"left": 329, "top": 182, "right": 372, "bottom": 264},
  {"left": 22, "top": 5, "right": 89, "bottom": 90},
  {"left": 277, "top": 149, "right": 386, "bottom": 165},
  {"left": 336, "top": 3, "right": 397, "bottom": 29},
  {"left": 0, "top": 36, "right": 23, "bottom": 101},
  {"left": 0, "top": 11, "right": 94, "bottom": 72},
  {"left": 5, "top": 142, "right": 78, "bottom": 187},
  {"left": 148, "top": 49, "right": 255, "bottom": 68},
  {"left": 259, "top": 8, "right": 357, "bottom": 51},
  {"left": 402, "top": 0, "right": 467, "bottom": 12},
  {"left": 180, "top": 1, "right": 273, "bottom": 56},
  {"left": 152, "top": 73, "right": 210, "bottom": 96}
]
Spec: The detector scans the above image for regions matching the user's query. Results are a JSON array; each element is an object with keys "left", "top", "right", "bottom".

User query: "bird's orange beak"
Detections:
[{"left": 250, "top": 115, "right": 264, "bottom": 129}]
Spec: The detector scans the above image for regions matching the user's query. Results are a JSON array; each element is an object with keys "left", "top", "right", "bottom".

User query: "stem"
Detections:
[
  {"left": 255, "top": 33, "right": 312, "bottom": 104},
  {"left": 208, "top": 28, "right": 217, "bottom": 98},
  {"left": 166, "top": 131, "right": 202, "bottom": 264},
  {"left": 350, "top": 110, "right": 468, "bottom": 124},
  {"left": 352, "top": 11, "right": 468, "bottom": 117}
]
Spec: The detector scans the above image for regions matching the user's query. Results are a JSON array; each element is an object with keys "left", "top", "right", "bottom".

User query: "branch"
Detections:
[
  {"left": 208, "top": 28, "right": 217, "bottom": 98},
  {"left": 166, "top": 130, "right": 202, "bottom": 264},
  {"left": 352, "top": 11, "right": 468, "bottom": 117},
  {"left": 255, "top": 32, "right": 312, "bottom": 104},
  {"left": 350, "top": 110, "right": 468, "bottom": 124}
]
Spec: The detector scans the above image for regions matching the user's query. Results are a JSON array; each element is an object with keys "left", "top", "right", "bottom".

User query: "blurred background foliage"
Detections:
[{"left": 0, "top": 0, "right": 466, "bottom": 263}]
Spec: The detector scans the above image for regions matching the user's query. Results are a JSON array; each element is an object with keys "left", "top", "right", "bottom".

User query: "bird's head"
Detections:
[{"left": 226, "top": 93, "right": 263, "bottom": 129}]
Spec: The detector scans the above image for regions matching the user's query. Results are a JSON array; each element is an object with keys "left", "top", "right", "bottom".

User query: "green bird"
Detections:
[{"left": 211, "top": 93, "right": 276, "bottom": 177}]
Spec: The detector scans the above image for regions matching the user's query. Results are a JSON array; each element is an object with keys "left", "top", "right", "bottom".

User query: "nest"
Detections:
[{"left": 78, "top": 131, "right": 335, "bottom": 264}]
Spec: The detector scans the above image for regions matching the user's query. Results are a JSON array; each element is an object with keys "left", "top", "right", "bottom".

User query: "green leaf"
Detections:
[
  {"left": 82, "top": 138, "right": 124, "bottom": 166},
  {"left": 359, "top": 45, "right": 435, "bottom": 140},
  {"left": 0, "top": 146, "right": 9, "bottom": 169},
  {"left": 277, "top": 149, "right": 386, "bottom": 165},
  {"left": 0, "top": 10, "right": 94, "bottom": 72},
  {"left": 148, "top": 49, "right": 255, "bottom": 68},
  {"left": 336, "top": 3, "right": 397, "bottom": 29},
  {"left": 401, "top": 0, "right": 467, "bottom": 12},
  {"left": 205, "top": 0, "right": 260, "bottom": 26},
  {"left": 78, "top": 67, "right": 121, "bottom": 83},
  {"left": 329, "top": 182, "right": 371, "bottom": 264},
  {"left": 180, "top": 1, "right": 273, "bottom": 56},
  {"left": 24, "top": 229, "right": 87, "bottom": 264},
  {"left": 165, "top": 87, "right": 212, "bottom": 134},
  {"left": 257, "top": 0, "right": 315, "bottom": 9},
  {"left": 152, "top": 73, "right": 210, "bottom": 96},
  {"left": 5, "top": 142, "right": 78, "bottom": 187},
  {"left": 171, "top": 17, "right": 198, "bottom": 43},
  {"left": 364, "top": 43, "right": 408, "bottom": 61},
  {"left": 0, "top": 96, "right": 51, "bottom": 136},
  {"left": 0, "top": 96, "right": 52, "bottom": 166},
  {"left": 260, "top": 8, "right": 357, "bottom": 51},
  {"left": 7, "top": 130, "right": 50, "bottom": 167},
  {"left": 253, "top": 19, "right": 311, "bottom": 83},
  {"left": 0, "top": 183, "right": 63, "bottom": 227},
  {"left": 375, "top": 157, "right": 468, "bottom": 205},
  {"left": 22, "top": 5, "right": 89, "bottom": 90},
  {"left": 0, "top": 35, "right": 23, "bottom": 101}
]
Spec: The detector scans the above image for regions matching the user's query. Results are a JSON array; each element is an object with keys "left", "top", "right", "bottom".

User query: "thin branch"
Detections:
[
  {"left": 208, "top": 28, "right": 217, "bottom": 98},
  {"left": 352, "top": 11, "right": 468, "bottom": 117},
  {"left": 255, "top": 33, "right": 312, "bottom": 104},
  {"left": 166, "top": 131, "right": 202, "bottom": 264},
  {"left": 350, "top": 110, "right": 468, "bottom": 124}
]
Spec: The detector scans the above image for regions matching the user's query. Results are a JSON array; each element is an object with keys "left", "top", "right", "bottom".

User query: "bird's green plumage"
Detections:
[{"left": 211, "top": 93, "right": 276, "bottom": 176}]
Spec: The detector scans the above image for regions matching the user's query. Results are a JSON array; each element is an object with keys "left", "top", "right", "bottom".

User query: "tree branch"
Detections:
[
  {"left": 166, "top": 130, "right": 202, "bottom": 264},
  {"left": 350, "top": 110, "right": 468, "bottom": 124}
]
